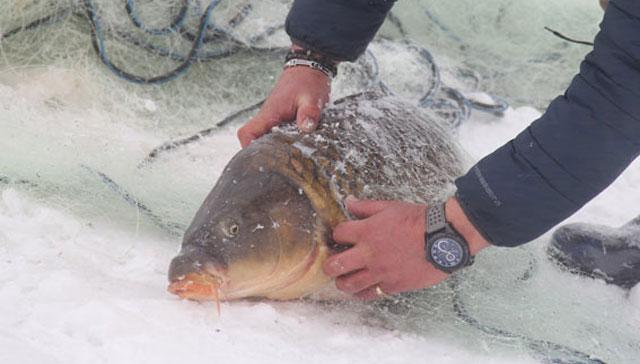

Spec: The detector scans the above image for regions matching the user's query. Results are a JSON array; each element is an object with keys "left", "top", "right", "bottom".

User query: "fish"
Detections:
[{"left": 167, "top": 91, "right": 464, "bottom": 304}]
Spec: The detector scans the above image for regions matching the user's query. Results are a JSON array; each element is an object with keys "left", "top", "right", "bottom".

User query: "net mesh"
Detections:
[
  {"left": 0, "top": 0, "right": 504, "bottom": 227},
  {"left": 1, "top": 1, "right": 629, "bottom": 364}
]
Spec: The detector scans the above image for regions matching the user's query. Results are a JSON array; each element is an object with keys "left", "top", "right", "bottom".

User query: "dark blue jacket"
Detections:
[{"left": 286, "top": 0, "right": 640, "bottom": 247}]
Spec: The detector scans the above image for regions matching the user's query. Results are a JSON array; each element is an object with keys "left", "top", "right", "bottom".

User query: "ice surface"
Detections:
[{"left": 1, "top": 1, "right": 638, "bottom": 363}]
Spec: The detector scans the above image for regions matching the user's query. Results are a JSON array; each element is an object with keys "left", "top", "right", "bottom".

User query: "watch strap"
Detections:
[{"left": 426, "top": 202, "right": 447, "bottom": 234}]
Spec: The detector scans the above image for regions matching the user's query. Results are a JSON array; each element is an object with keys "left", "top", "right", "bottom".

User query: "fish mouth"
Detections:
[
  {"left": 168, "top": 243, "right": 321, "bottom": 303},
  {"left": 167, "top": 247, "right": 227, "bottom": 301},
  {"left": 167, "top": 261, "right": 230, "bottom": 315},
  {"left": 168, "top": 272, "right": 223, "bottom": 301}
]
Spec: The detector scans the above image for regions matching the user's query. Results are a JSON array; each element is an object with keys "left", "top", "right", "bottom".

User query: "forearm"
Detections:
[
  {"left": 285, "top": 0, "right": 396, "bottom": 62},
  {"left": 455, "top": 0, "right": 640, "bottom": 247}
]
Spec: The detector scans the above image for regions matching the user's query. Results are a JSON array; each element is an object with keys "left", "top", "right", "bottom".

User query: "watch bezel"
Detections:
[{"left": 426, "top": 229, "right": 473, "bottom": 274}]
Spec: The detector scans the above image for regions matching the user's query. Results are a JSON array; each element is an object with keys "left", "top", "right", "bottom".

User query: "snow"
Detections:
[
  {"left": 0, "top": 186, "right": 537, "bottom": 364},
  {"left": 2, "top": 100, "right": 639, "bottom": 363},
  {"left": 1, "top": 1, "right": 638, "bottom": 362},
  {"left": 631, "top": 284, "right": 640, "bottom": 309}
]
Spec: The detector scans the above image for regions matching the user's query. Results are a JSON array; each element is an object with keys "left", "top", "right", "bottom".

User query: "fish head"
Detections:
[{"left": 168, "top": 147, "right": 330, "bottom": 302}]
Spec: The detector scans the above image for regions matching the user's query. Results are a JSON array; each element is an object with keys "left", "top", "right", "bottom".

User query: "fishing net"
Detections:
[
  {"left": 0, "top": 0, "right": 514, "bottom": 227},
  {"left": 2, "top": 1, "right": 630, "bottom": 364}
]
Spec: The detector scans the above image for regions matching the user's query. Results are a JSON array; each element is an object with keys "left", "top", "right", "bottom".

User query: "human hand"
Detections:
[
  {"left": 323, "top": 198, "right": 443, "bottom": 300},
  {"left": 323, "top": 196, "right": 491, "bottom": 300},
  {"left": 237, "top": 65, "right": 331, "bottom": 148}
]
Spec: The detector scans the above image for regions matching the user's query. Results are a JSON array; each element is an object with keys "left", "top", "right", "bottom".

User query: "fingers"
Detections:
[
  {"left": 323, "top": 247, "right": 367, "bottom": 278},
  {"left": 239, "top": 99, "right": 322, "bottom": 147},
  {"left": 296, "top": 101, "right": 322, "bottom": 133},
  {"left": 331, "top": 198, "right": 396, "bottom": 244},
  {"left": 346, "top": 197, "right": 394, "bottom": 219},
  {"left": 237, "top": 64, "right": 331, "bottom": 147},
  {"left": 237, "top": 112, "right": 282, "bottom": 148},
  {"left": 332, "top": 220, "right": 367, "bottom": 245},
  {"left": 335, "top": 269, "right": 378, "bottom": 294}
]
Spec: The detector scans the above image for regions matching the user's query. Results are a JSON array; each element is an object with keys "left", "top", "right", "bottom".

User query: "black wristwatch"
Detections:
[{"left": 425, "top": 203, "right": 474, "bottom": 274}]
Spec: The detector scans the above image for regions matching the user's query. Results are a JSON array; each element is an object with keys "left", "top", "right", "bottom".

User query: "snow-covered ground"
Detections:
[
  {"left": 0, "top": 183, "right": 539, "bottom": 364},
  {"left": 0, "top": 111, "right": 533, "bottom": 364},
  {"left": 1, "top": 0, "right": 638, "bottom": 363},
  {"left": 1, "top": 97, "right": 639, "bottom": 363}
]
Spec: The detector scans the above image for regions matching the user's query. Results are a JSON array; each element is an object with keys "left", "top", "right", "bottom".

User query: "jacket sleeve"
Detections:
[
  {"left": 285, "top": 0, "right": 396, "bottom": 62},
  {"left": 455, "top": 0, "right": 640, "bottom": 247}
]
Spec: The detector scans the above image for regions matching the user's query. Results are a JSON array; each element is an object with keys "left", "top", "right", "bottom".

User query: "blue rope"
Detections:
[
  {"left": 84, "top": 0, "right": 220, "bottom": 84},
  {"left": 412, "top": 43, "right": 508, "bottom": 123},
  {"left": 125, "top": 0, "right": 189, "bottom": 36},
  {"left": 3, "top": 1, "right": 508, "bottom": 118},
  {"left": 386, "top": 12, "right": 509, "bottom": 123},
  {"left": 411, "top": 44, "right": 441, "bottom": 106},
  {"left": 435, "top": 87, "right": 473, "bottom": 128},
  {"left": 86, "top": 0, "right": 284, "bottom": 83},
  {"left": 180, "top": 0, "right": 235, "bottom": 44},
  {"left": 468, "top": 94, "right": 510, "bottom": 115},
  {"left": 111, "top": 26, "right": 243, "bottom": 63}
]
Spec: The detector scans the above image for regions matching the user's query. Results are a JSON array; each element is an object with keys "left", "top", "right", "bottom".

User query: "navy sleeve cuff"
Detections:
[{"left": 285, "top": 0, "right": 396, "bottom": 62}]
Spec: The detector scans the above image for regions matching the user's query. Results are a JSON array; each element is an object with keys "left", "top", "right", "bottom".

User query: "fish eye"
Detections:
[{"left": 228, "top": 223, "right": 239, "bottom": 237}]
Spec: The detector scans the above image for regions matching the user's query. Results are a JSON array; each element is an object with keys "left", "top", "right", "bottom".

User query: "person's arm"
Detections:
[
  {"left": 455, "top": 0, "right": 640, "bottom": 247},
  {"left": 237, "top": 0, "right": 396, "bottom": 147},
  {"left": 285, "top": 0, "right": 396, "bottom": 62}
]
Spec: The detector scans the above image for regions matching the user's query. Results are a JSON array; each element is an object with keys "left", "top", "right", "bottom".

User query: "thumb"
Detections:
[
  {"left": 296, "top": 101, "right": 322, "bottom": 133},
  {"left": 346, "top": 196, "right": 394, "bottom": 219}
]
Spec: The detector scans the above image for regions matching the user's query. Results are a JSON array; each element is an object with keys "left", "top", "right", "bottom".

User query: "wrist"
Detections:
[
  {"left": 290, "top": 43, "right": 339, "bottom": 67},
  {"left": 445, "top": 196, "right": 491, "bottom": 256},
  {"left": 285, "top": 45, "right": 339, "bottom": 78}
]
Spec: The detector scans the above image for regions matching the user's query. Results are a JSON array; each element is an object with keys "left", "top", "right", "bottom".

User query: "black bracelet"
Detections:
[
  {"left": 284, "top": 58, "right": 336, "bottom": 78},
  {"left": 285, "top": 49, "right": 338, "bottom": 78},
  {"left": 285, "top": 48, "right": 338, "bottom": 66}
]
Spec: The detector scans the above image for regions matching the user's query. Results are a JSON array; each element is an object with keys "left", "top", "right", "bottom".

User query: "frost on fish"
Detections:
[
  {"left": 292, "top": 141, "right": 317, "bottom": 157},
  {"left": 268, "top": 92, "right": 464, "bottom": 208}
]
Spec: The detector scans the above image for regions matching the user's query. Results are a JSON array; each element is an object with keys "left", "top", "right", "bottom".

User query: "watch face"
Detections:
[{"left": 430, "top": 237, "right": 465, "bottom": 269}]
